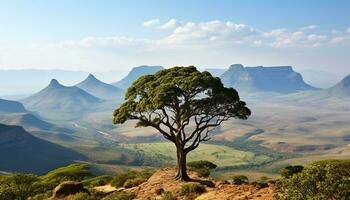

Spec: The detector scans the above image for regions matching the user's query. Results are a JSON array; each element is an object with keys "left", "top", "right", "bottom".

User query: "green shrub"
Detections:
[
  {"left": 180, "top": 182, "right": 206, "bottom": 195},
  {"left": 280, "top": 165, "right": 304, "bottom": 178},
  {"left": 67, "top": 192, "right": 91, "bottom": 200},
  {"left": 232, "top": 175, "right": 248, "bottom": 185},
  {"left": 123, "top": 177, "right": 147, "bottom": 188},
  {"left": 39, "top": 163, "right": 92, "bottom": 190},
  {"left": 187, "top": 160, "right": 217, "bottom": 177},
  {"left": 102, "top": 191, "right": 136, "bottom": 200},
  {"left": 82, "top": 175, "right": 113, "bottom": 187},
  {"left": 0, "top": 174, "right": 39, "bottom": 200},
  {"left": 276, "top": 159, "right": 350, "bottom": 200},
  {"left": 111, "top": 169, "right": 154, "bottom": 188},
  {"left": 161, "top": 191, "right": 175, "bottom": 200}
]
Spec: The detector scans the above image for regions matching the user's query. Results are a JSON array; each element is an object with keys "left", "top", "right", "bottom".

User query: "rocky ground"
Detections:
[{"left": 95, "top": 167, "right": 276, "bottom": 200}]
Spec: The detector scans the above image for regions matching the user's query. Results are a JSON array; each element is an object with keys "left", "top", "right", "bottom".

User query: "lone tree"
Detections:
[{"left": 113, "top": 66, "right": 251, "bottom": 181}]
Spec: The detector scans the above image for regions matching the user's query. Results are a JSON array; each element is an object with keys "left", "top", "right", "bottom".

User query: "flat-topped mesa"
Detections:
[{"left": 220, "top": 64, "right": 316, "bottom": 93}]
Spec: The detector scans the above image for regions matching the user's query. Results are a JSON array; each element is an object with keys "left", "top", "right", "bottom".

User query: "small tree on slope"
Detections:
[{"left": 113, "top": 66, "right": 251, "bottom": 181}]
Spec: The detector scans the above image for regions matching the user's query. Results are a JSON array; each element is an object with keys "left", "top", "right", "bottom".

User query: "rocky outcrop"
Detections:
[{"left": 52, "top": 181, "right": 88, "bottom": 199}]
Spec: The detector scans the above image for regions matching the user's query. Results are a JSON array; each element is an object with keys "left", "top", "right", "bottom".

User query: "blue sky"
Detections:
[{"left": 0, "top": 0, "right": 349, "bottom": 81}]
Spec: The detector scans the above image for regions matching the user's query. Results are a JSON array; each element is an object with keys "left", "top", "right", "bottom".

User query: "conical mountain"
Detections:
[
  {"left": 22, "top": 79, "right": 101, "bottom": 117},
  {"left": 220, "top": 64, "right": 317, "bottom": 93},
  {"left": 112, "top": 65, "right": 164, "bottom": 89},
  {"left": 76, "top": 74, "right": 124, "bottom": 100},
  {"left": 326, "top": 74, "right": 350, "bottom": 98},
  {"left": 0, "top": 98, "right": 27, "bottom": 113},
  {"left": 0, "top": 123, "right": 84, "bottom": 174}
]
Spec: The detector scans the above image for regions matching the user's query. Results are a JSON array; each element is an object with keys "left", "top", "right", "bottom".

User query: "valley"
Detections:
[{"left": 0, "top": 64, "right": 349, "bottom": 181}]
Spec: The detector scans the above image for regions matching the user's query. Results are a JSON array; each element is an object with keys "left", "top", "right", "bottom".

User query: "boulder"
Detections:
[{"left": 52, "top": 181, "right": 89, "bottom": 198}]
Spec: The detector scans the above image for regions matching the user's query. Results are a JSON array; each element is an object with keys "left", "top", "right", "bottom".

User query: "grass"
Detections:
[{"left": 120, "top": 142, "right": 271, "bottom": 168}]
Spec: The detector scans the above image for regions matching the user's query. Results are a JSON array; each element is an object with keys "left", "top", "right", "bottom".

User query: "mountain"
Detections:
[
  {"left": 0, "top": 124, "right": 84, "bottom": 174},
  {"left": 325, "top": 74, "right": 350, "bottom": 98},
  {"left": 220, "top": 64, "right": 317, "bottom": 93},
  {"left": 112, "top": 65, "right": 164, "bottom": 89},
  {"left": 22, "top": 79, "right": 102, "bottom": 119},
  {"left": 0, "top": 112, "right": 73, "bottom": 133},
  {"left": 0, "top": 99, "right": 27, "bottom": 113},
  {"left": 76, "top": 74, "right": 124, "bottom": 100},
  {"left": 204, "top": 68, "right": 226, "bottom": 77}
]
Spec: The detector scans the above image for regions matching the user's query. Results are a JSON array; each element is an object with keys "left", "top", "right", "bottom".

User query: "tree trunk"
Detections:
[{"left": 175, "top": 146, "right": 191, "bottom": 181}]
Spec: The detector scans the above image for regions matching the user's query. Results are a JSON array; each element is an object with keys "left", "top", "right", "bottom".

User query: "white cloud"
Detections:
[
  {"left": 160, "top": 20, "right": 256, "bottom": 46},
  {"left": 347, "top": 27, "right": 350, "bottom": 34},
  {"left": 159, "top": 19, "right": 179, "bottom": 29},
  {"left": 143, "top": 19, "right": 160, "bottom": 27},
  {"left": 300, "top": 25, "right": 318, "bottom": 31},
  {"left": 62, "top": 19, "right": 349, "bottom": 50}
]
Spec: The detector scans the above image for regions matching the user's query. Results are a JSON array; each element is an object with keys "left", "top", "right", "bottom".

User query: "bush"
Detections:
[
  {"left": 161, "top": 191, "right": 175, "bottom": 200},
  {"left": 111, "top": 169, "right": 154, "bottom": 188},
  {"left": 232, "top": 175, "right": 248, "bottom": 185},
  {"left": 280, "top": 165, "right": 304, "bottom": 178},
  {"left": 180, "top": 182, "right": 206, "bottom": 195},
  {"left": 123, "top": 177, "right": 147, "bottom": 188},
  {"left": 82, "top": 175, "right": 113, "bottom": 187},
  {"left": 67, "top": 192, "right": 91, "bottom": 200},
  {"left": 102, "top": 191, "right": 136, "bottom": 200},
  {"left": 0, "top": 174, "right": 39, "bottom": 200},
  {"left": 276, "top": 159, "right": 350, "bottom": 200},
  {"left": 187, "top": 160, "right": 217, "bottom": 177},
  {"left": 39, "top": 163, "right": 92, "bottom": 190}
]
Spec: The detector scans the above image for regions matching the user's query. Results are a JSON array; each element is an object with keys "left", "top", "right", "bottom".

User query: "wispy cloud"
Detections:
[
  {"left": 159, "top": 19, "right": 179, "bottom": 29},
  {"left": 142, "top": 19, "right": 160, "bottom": 27},
  {"left": 300, "top": 25, "right": 319, "bottom": 31}
]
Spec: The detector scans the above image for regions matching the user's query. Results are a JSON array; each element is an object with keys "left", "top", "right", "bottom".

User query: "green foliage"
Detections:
[
  {"left": 161, "top": 191, "right": 176, "bottom": 200},
  {"left": 82, "top": 175, "right": 113, "bottom": 187},
  {"left": 102, "top": 191, "right": 136, "bottom": 200},
  {"left": 280, "top": 165, "right": 304, "bottom": 178},
  {"left": 276, "top": 159, "right": 350, "bottom": 200},
  {"left": 179, "top": 182, "right": 206, "bottom": 195},
  {"left": 114, "top": 66, "right": 250, "bottom": 125},
  {"left": 232, "top": 175, "right": 248, "bottom": 185},
  {"left": 123, "top": 177, "right": 147, "bottom": 188},
  {"left": 39, "top": 163, "right": 92, "bottom": 190},
  {"left": 187, "top": 160, "right": 217, "bottom": 177},
  {"left": 67, "top": 192, "right": 91, "bottom": 200},
  {"left": 110, "top": 169, "right": 154, "bottom": 188},
  {"left": 0, "top": 174, "right": 39, "bottom": 200}
]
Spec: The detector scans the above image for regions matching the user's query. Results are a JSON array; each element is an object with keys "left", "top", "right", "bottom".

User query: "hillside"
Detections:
[
  {"left": 0, "top": 98, "right": 27, "bottom": 113},
  {"left": 220, "top": 64, "right": 316, "bottom": 93},
  {"left": 117, "top": 168, "right": 275, "bottom": 199},
  {"left": 0, "top": 124, "right": 84, "bottom": 174},
  {"left": 76, "top": 74, "right": 124, "bottom": 100},
  {"left": 326, "top": 74, "right": 350, "bottom": 98},
  {"left": 112, "top": 65, "right": 163, "bottom": 89},
  {"left": 22, "top": 79, "right": 102, "bottom": 119}
]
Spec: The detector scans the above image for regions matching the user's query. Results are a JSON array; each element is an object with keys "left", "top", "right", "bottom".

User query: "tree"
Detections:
[{"left": 113, "top": 66, "right": 251, "bottom": 181}]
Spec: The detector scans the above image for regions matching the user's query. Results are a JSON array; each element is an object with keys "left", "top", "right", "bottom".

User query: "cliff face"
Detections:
[{"left": 220, "top": 64, "right": 317, "bottom": 93}]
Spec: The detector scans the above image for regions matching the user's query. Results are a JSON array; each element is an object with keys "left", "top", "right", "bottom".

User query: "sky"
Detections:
[{"left": 0, "top": 0, "right": 349, "bottom": 82}]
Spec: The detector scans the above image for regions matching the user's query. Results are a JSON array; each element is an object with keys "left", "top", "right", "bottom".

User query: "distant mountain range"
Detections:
[
  {"left": 0, "top": 98, "right": 27, "bottom": 113},
  {"left": 22, "top": 79, "right": 102, "bottom": 119},
  {"left": 76, "top": 74, "right": 124, "bottom": 100},
  {"left": 112, "top": 65, "right": 164, "bottom": 89},
  {"left": 0, "top": 123, "right": 84, "bottom": 174},
  {"left": 220, "top": 64, "right": 317, "bottom": 94}
]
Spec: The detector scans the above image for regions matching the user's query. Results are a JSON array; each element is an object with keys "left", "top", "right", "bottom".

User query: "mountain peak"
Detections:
[
  {"left": 340, "top": 74, "right": 350, "bottom": 87},
  {"left": 87, "top": 73, "right": 97, "bottom": 80},
  {"left": 229, "top": 64, "right": 244, "bottom": 70},
  {"left": 49, "top": 79, "right": 62, "bottom": 88}
]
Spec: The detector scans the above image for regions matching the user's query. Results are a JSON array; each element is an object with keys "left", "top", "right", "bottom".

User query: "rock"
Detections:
[
  {"left": 52, "top": 181, "right": 89, "bottom": 198},
  {"left": 154, "top": 187, "right": 164, "bottom": 195}
]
